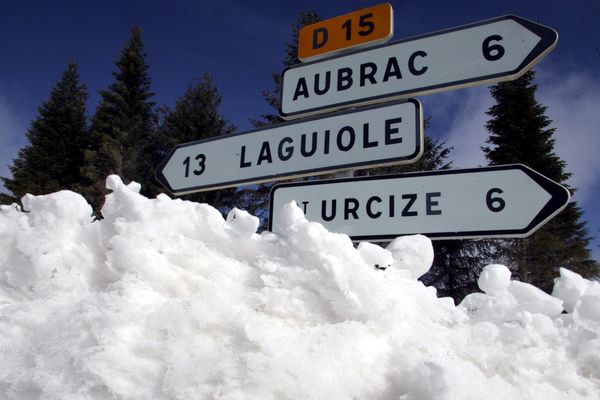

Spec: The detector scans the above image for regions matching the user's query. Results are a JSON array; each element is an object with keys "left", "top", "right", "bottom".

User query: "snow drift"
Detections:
[{"left": 0, "top": 176, "right": 599, "bottom": 399}]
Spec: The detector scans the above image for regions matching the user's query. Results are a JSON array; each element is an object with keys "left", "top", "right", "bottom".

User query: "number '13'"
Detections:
[{"left": 183, "top": 154, "right": 206, "bottom": 177}]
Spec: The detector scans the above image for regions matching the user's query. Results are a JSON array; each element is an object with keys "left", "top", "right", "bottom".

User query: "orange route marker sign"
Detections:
[{"left": 298, "top": 3, "right": 393, "bottom": 62}]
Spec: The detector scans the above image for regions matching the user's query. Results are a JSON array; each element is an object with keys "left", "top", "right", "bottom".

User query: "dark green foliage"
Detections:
[
  {"left": 483, "top": 70, "right": 598, "bottom": 291},
  {"left": 1, "top": 61, "right": 89, "bottom": 205},
  {"left": 0, "top": 193, "right": 15, "bottom": 205},
  {"left": 483, "top": 71, "right": 568, "bottom": 182},
  {"left": 80, "top": 26, "right": 157, "bottom": 214},
  {"left": 421, "top": 240, "right": 493, "bottom": 303},
  {"left": 154, "top": 74, "right": 237, "bottom": 211}
]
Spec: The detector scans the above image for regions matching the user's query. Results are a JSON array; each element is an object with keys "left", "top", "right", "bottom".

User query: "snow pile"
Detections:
[{"left": 0, "top": 176, "right": 599, "bottom": 399}]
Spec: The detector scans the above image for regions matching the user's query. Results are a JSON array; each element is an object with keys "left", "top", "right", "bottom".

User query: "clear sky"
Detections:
[{"left": 1, "top": 0, "right": 599, "bottom": 261}]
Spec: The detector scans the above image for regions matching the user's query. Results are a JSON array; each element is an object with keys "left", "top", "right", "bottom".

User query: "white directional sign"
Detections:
[
  {"left": 156, "top": 100, "right": 423, "bottom": 195},
  {"left": 269, "top": 164, "right": 570, "bottom": 241},
  {"left": 280, "top": 15, "right": 558, "bottom": 119}
]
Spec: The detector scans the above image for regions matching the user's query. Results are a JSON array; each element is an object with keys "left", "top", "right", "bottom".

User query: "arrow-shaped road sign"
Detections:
[
  {"left": 156, "top": 100, "right": 422, "bottom": 195},
  {"left": 280, "top": 15, "right": 558, "bottom": 119},
  {"left": 269, "top": 164, "right": 570, "bottom": 241}
]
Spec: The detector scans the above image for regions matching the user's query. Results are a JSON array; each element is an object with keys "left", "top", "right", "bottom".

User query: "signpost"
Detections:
[
  {"left": 156, "top": 100, "right": 422, "bottom": 195},
  {"left": 155, "top": 7, "right": 565, "bottom": 244},
  {"left": 269, "top": 165, "right": 570, "bottom": 241},
  {"left": 281, "top": 15, "right": 558, "bottom": 119},
  {"left": 298, "top": 3, "right": 394, "bottom": 62}
]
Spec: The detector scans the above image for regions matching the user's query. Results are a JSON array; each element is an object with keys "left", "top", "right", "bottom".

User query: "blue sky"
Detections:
[{"left": 1, "top": 0, "right": 599, "bottom": 260}]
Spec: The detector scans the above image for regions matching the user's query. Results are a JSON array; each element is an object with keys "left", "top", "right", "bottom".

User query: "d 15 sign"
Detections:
[
  {"left": 298, "top": 3, "right": 394, "bottom": 62},
  {"left": 269, "top": 164, "right": 570, "bottom": 241},
  {"left": 281, "top": 15, "right": 558, "bottom": 119},
  {"left": 156, "top": 100, "right": 423, "bottom": 195}
]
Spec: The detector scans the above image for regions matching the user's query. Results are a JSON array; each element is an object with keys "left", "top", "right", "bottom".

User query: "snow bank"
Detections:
[{"left": 0, "top": 176, "right": 598, "bottom": 399}]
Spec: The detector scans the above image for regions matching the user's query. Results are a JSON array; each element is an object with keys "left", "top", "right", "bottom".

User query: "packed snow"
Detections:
[{"left": 0, "top": 175, "right": 599, "bottom": 399}]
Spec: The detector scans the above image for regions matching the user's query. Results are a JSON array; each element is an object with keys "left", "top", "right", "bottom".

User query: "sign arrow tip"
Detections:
[
  {"left": 517, "top": 164, "right": 570, "bottom": 236},
  {"left": 509, "top": 15, "right": 559, "bottom": 74}
]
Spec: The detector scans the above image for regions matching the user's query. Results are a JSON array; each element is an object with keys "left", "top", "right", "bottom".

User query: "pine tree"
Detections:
[
  {"left": 483, "top": 70, "right": 598, "bottom": 291},
  {"left": 421, "top": 239, "right": 494, "bottom": 303},
  {"left": 81, "top": 26, "right": 156, "bottom": 214},
  {"left": 154, "top": 74, "right": 236, "bottom": 210},
  {"left": 1, "top": 61, "right": 89, "bottom": 205}
]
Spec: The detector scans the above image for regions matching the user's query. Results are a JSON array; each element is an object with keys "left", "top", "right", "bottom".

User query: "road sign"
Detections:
[
  {"left": 298, "top": 3, "right": 394, "bottom": 62},
  {"left": 156, "top": 100, "right": 423, "bottom": 195},
  {"left": 280, "top": 15, "right": 558, "bottom": 120},
  {"left": 269, "top": 164, "right": 570, "bottom": 241}
]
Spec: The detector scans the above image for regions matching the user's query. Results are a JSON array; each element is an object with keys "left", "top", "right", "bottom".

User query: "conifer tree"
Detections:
[
  {"left": 81, "top": 26, "right": 156, "bottom": 214},
  {"left": 483, "top": 70, "right": 597, "bottom": 291},
  {"left": 154, "top": 74, "right": 236, "bottom": 209},
  {"left": 1, "top": 61, "right": 89, "bottom": 205}
]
